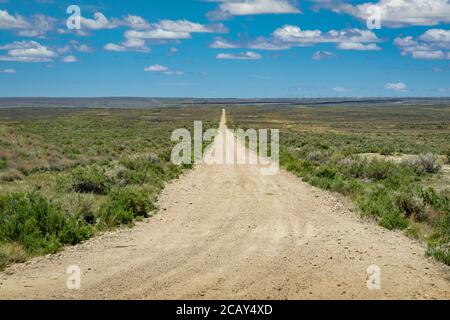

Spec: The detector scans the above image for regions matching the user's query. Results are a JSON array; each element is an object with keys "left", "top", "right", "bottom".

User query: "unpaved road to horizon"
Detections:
[{"left": 1, "top": 110, "right": 449, "bottom": 299}]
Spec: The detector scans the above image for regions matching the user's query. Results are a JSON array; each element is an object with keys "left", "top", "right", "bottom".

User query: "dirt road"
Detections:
[{"left": 1, "top": 110, "right": 449, "bottom": 299}]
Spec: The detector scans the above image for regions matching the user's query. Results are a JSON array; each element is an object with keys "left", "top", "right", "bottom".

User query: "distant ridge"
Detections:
[{"left": 0, "top": 97, "right": 449, "bottom": 109}]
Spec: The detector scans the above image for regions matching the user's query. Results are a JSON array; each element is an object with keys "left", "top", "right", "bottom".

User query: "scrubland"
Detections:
[
  {"left": 0, "top": 106, "right": 219, "bottom": 270},
  {"left": 228, "top": 103, "right": 450, "bottom": 265}
]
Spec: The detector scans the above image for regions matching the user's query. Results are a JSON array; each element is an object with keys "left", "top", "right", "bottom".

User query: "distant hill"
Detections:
[{"left": 0, "top": 97, "right": 449, "bottom": 109}]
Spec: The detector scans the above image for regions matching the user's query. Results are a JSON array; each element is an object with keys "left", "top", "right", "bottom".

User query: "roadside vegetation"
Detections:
[
  {"left": 228, "top": 103, "right": 450, "bottom": 265},
  {"left": 0, "top": 107, "right": 219, "bottom": 270}
]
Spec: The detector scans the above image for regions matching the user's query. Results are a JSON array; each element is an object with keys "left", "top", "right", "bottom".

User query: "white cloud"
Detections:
[
  {"left": 62, "top": 55, "right": 77, "bottom": 63},
  {"left": 210, "top": 37, "right": 239, "bottom": 49},
  {"left": 419, "top": 28, "right": 450, "bottom": 43},
  {"left": 17, "top": 14, "right": 57, "bottom": 37},
  {"left": 256, "top": 25, "right": 382, "bottom": 51},
  {"left": 312, "top": 50, "right": 336, "bottom": 60},
  {"left": 104, "top": 37, "right": 150, "bottom": 53},
  {"left": 334, "top": 0, "right": 450, "bottom": 27},
  {"left": 122, "top": 15, "right": 151, "bottom": 30},
  {"left": 384, "top": 82, "right": 408, "bottom": 92},
  {"left": 57, "top": 46, "right": 71, "bottom": 55},
  {"left": 159, "top": 20, "right": 227, "bottom": 33},
  {"left": 217, "top": 26, "right": 380, "bottom": 52},
  {"left": 273, "top": 25, "right": 379, "bottom": 44},
  {"left": 412, "top": 50, "right": 446, "bottom": 60},
  {"left": 0, "top": 9, "right": 29, "bottom": 29},
  {"left": 124, "top": 19, "right": 225, "bottom": 41},
  {"left": 333, "top": 86, "right": 348, "bottom": 93},
  {"left": 72, "top": 42, "right": 94, "bottom": 53},
  {"left": 337, "top": 42, "right": 381, "bottom": 51},
  {"left": 0, "top": 41, "right": 57, "bottom": 62},
  {"left": 247, "top": 37, "right": 291, "bottom": 50},
  {"left": 104, "top": 43, "right": 126, "bottom": 52},
  {"left": 105, "top": 17, "right": 227, "bottom": 53},
  {"left": 395, "top": 29, "right": 450, "bottom": 60},
  {"left": 0, "top": 68, "right": 16, "bottom": 74},
  {"left": 81, "top": 12, "right": 119, "bottom": 30},
  {"left": 144, "top": 64, "right": 169, "bottom": 72},
  {"left": 209, "top": 0, "right": 300, "bottom": 19},
  {"left": 125, "top": 28, "right": 191, "bottom": 40},
  {"left": 144, "top": 64, "right": 183, "bottom": 75},
  {"left": 0, "top": 10, "right": 56, "bottom": 37},
  {"left": 217, "top": 51, "right": 262, "bottom": 60}
]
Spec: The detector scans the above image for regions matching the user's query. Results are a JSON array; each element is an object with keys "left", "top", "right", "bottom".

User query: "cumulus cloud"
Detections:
[
  {"left": 145, "top": 64, "right": 169, "bottom": 72},
  {"left": 0, "top": 9, "right": 29, "bottom": 29},
  {"left": 337, "top": 42, "right": 381, "bottom": 51},
  {"left": 121, "top": 15, "right": 151, "bottom": 30},
  {"left": 108, "top": 18, "right": 226, "bottom": 53},
  {"left": 208, "top": 0, "right": 300, "bottom": 20},
  {"left": 384, "top": 82, "right": 408, "bottom": 92},
  {"left": 123, "top": 19, "right": 225, "bottom": 41},
  {"left": 209, "top": 25, "right": 381, "bottom": 52},
  {"left": 210, "top": 37, "right": 240, "bottom": 48},
  {"left": 217, "top": 51, "right": 262, "bottom": 60},
  {"left": 251, "top": 25, "right": 382, "bottom": 51},
  {"left": 81, "top": 12, "right": 119, "bottom": 30},
  {"left": 0, "top": 10, "right": 56, "bottom": 37},
  {"left": 273, "top": 25, "right": 379, "bottom": 44},
  {"left": 62, "top": 55, "right": 77, "bottom": 63},
  {"left": 105, "top": 37, "right": 150, "bottom": 53},
  {"left": 159, "top": 20, "right": 227, "bottom": 33},
  {"left": 0, "top": 41, "right": 57, "bottom": 62},
  {"left": 144, "top": 64, "right": 183, "bottom": 75},
  {"left": 395, "top": 29, "right": 450, "bottom": 60},
  {"left": 330, "top": 0, "right": 450, "bottom": 27}
]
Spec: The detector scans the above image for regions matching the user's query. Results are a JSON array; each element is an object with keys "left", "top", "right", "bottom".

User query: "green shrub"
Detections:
[
  {"left": 421, "top": 188, "right": 450, "bottom": 214},
  {"left": 71, "top": 166, "right": 112, "bottom": 194},
  {"left": 99, "top": 187, "right": 155, "bottom": 228},
  {"left": 0, "top": 243, "right": 27, "bottom": 270},
  {"left": 0, "top": 157, "right": 7, "bottom": 170},
  {"left": 0, "top": 169, "right": 24, "bottom": 182},
  {"left": 380, "top": 211, "right": 409, "bottom": 230},
  {"left": 306, "top": 151, "right": 323, "bottom": 163},
  {"left": 364, "top": 159, "right": 395, "bottom": 181},
  {"left": 395, "top": 190, "right": 427, "bottom": 221},
  {"left": 358, "top": 186, "right": 409, "bottom": 230},
  {"left": 427, "top": 213, "right": 450, "bottom": 265},
  {"left": 315, "top": 166, "right": 337, "bottom": 180},
  {"left": 404, "top": 153, "right": 442, "bottom": 175},
  {"left": 117, "top": 156, "right": 167, "bottom": 186},
  {"left": 428, "top": 245, "right": 450, "bottom": 265},
  {"left": 0, "top": 192, "right": 92, "bottom": 256},
  {"left": 59, "top": 194, "right": 97, "bottom": 225},
  {"left": 446, "top": 150, "right": 450, "bottom": 165},
  {"left": 330, "top": 176, "right": 361, "bottom": 195},
  {"left": 338, "top": 157, "right": 367, "bottom": 179}
]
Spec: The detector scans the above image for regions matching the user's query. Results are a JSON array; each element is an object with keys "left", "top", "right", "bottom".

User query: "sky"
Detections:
[{"left": 0, "top": 0, "right": 449, "bottom": 98}]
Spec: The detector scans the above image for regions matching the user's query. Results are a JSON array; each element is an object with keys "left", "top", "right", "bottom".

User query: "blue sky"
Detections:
[{"left": 0, "top": 0, "right": 449, "bottom": 98}]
